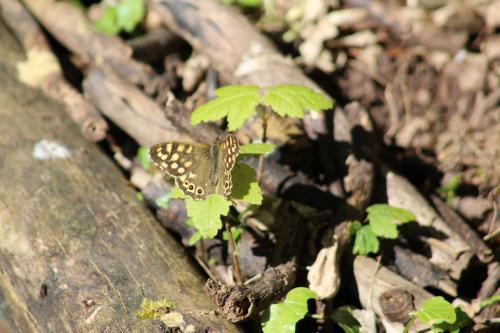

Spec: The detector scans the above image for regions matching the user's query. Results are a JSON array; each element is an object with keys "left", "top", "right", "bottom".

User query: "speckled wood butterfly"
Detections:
[{"left": 150, "top": 134, "right": 240, "bottom": 200}]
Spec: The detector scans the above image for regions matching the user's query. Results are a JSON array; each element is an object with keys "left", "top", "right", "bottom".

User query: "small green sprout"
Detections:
[
  {"left": 403, "top": 296, "right": 472, "bottom": 333},
  {"left": 93, "top": 0, "right": 145, "bottom": 35},
  {"left": 350, "top": 204, "right": 415, "bottom": 255},
  {"left": 261, "top": 287, "right": 317, "bottom": 333}
]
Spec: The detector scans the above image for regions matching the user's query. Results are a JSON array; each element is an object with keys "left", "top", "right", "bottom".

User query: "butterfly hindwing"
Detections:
[
  {"left": 219, "top": 134, "right": 239, "bottom": 197},
  {"left": 220, "top": 134, "right": 239, "bottom": 171}
]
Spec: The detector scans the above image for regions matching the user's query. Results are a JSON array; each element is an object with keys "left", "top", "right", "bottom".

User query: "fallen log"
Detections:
[{"left": 0, "top": 62, "right": 237, "bottom": 333}]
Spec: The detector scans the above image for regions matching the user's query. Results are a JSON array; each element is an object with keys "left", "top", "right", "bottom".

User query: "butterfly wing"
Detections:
[
  {"left": 217, "top": 134, "right": 240, "bottom": 197},
  {"left": 150, "top": 134, "right": 240, "bottom": 200},
  {"left": 150, "top": 142, "right": 209, "bottom": 199}
]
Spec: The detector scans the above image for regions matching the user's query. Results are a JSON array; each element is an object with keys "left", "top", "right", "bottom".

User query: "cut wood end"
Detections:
[
  {"left": 204, "top": 279, "right": 256, "bottom": 323},
  {"left": 82, "top": 117, "right": 108, "bottom": 141}
]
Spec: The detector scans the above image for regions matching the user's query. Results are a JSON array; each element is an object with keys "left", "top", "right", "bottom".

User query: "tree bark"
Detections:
[{"left": 0, "top": 65, "right": 238, "bottom": 333}]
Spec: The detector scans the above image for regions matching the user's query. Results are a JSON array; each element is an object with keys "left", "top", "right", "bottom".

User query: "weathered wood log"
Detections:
[
  {"left": 0, "top": 71, "right": 237, "bottom": 332},
  {"left": 83, "top": 66, "right": 195, "bottom": 146},
  {"left": 386, "top": 172, "right": 474, "bottom": 277},
  {"left": 1, "top": 0, "right": 108, "bottom": 141},
  {"left": 393, "top": 246, "right": 457, "bottom": 296}
]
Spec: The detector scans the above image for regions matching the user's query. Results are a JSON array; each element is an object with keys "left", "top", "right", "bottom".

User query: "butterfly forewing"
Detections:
[
  {"left": 150, "top": 134, "right": 240, "bottom": 200},
  {"left": 150, "top": 142, "right": 206, "bottom": 177}
]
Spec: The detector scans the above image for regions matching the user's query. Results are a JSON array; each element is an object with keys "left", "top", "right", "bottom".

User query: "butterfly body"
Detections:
[{"left": 150, "top": 134, "right": 239, "bottom": 200}]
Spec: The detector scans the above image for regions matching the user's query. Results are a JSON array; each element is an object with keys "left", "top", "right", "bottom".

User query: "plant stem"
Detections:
[
  {"left": 401, "top": 315, "right": 416, "bottom": 333},
  {"left": 224, "top": 219, "right": 243, "bottom": 285},
  {"left": 256, "top": 106, "right": 268, "bottom": 183}
]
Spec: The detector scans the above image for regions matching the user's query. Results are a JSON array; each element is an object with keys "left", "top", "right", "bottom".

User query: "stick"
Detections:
[{"left": 431, "top": 194, "right": 493, "bottom": 263}]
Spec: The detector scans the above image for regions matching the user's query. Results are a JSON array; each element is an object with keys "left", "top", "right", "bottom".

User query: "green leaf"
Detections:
[
  {"left": 348, "top": 221, "right": 362, "bottom": 237},
  {"left": 188, "top": 231, "right": 202, "bottom": 246},
  {"left": 222, "top": 0, "right": 262, "bottom": 6},
  {"left": 239, "top": 143, "right": 276, "bottom": 155},
  {"left": 170, "top": 185, "right": 185, "bottom": 199},
  {"left": 480, "top": 294, "right": 500, "bottom": 309},
  {"left": 431, "top": 307, "right": 471, "bottom": 333},
  {"left": 137, "top": 146, "right": 151, "bottom": 169},
  {"left": 93, "top": 6, "right": 120, "bottom": 35},
  {"left": 222, "top": 226, "right": 243, "bottom": 243},
  {"left": 191, "top": 85, "right": 260, "bottom": 131},
  {"left": 415, "top": 297, "right": 456, "bottom": 325},
  {"left": 438, "top": 175, "right": 461, "bottom": 203},
  {"left": 352, "top": 225, "right": 379, "bottom": 255},
  {"left": 185, "top": 194, "right": 231, "bottom": 238},
  {"left": 263, "top": 84, "right": 332, "bottom": 118},
  {"left": 367, "top": 204, "right": 415, "bottom": 239},
  {"left": 261, "top": 287, "right": 317, "bottom": 333},
  {"left": 231, "top": 162, "right": 263, "bottom": 205},
  {"left": 154, "top": 193, "right": 171, "bottom": 208},
  {"left": 238, "top": 0, "right": 262, "bottom": 7},
  {"left": 330, "top": 306, "right": 361, "bottom": 333},
  {"left": 116, "top": 0, "right": 145, "bottom": 33}
]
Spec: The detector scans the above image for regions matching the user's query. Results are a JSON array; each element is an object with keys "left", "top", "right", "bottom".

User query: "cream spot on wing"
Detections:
[
  {"left": 161, "top": 162, "right": 168, "bottom": 168},
  {"left": 170, "top": 153, "right": 179, "bottom": 161},
  {"left": 160, "top": 154, "right": 168, "bottom": 160},
  {"left": 171, "top": 163, "right": 178, "bottom": 169},
  {"left": 188, "top": 172, "right": 196, "bottom": 179},
  {"left": 178, "top": 167, "right": 185, "bottom": 174},
  {"left": 156, "top": 147, "right": 162, "bottom": 152},
  {"left": 166, "top": 144, "right": 172, "bottom": 153},
  {"left": 177, "top": 144, "right": 185, "bottom": 152},
  {"left": 179, "top": 175, "right": 187, "bottom": 181},
  {"left": 186, "top": 145, "right": 193, "bottom": 153},
  {"left": 184, "top": 161, "right": 192, "bottom": 168}
]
